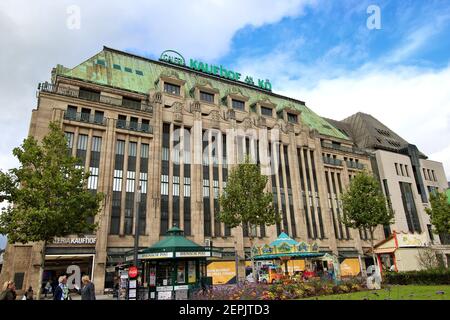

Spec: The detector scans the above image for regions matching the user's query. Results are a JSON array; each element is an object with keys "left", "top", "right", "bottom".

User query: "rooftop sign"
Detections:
[{"left": 159, "top": 50, "right": 272, "bottom": 92}]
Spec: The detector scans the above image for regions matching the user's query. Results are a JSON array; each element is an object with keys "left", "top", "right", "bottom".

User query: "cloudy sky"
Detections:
[{"left": 0, "top": 0, "right": 449, "bottom": 190}]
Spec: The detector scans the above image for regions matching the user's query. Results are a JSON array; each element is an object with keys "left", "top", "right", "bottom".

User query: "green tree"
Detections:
[
  {"left": 0, "top": 122, "right": 103, "bottom": 297},
  {"left": 425, "top": 191, "right": 450, "bottom": 235},
  {"left": 218, "top": 156, "right": 280, "bottom": 280},
  {"left": 341, "top": 171, "right": 394, "bottom": 273}
]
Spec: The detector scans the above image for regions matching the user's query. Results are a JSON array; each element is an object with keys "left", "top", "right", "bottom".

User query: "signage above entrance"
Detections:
[
  {"left": 159, "top": 49, "right": 272, "bottom": 92},
  {"left": 52, "top": 237, "right": 97, "bottom": 245}
]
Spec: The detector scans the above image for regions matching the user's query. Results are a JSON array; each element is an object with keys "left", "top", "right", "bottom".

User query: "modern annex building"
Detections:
[
  {"left": 0, "top": 46, "right": 445, "bottom": 293},
  {"left": 327, "top": 113, "right": 450, "bottom": 270}
]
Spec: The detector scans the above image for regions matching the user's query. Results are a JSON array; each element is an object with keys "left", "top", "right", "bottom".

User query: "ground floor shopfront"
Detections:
[{"left": 1, "top": 242, "right": 373, "bottom": 295}]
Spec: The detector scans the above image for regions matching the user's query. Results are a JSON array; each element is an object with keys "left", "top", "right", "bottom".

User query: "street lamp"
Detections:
[{"left": 133, "top": 185, "right": 142, "bottom": 268}]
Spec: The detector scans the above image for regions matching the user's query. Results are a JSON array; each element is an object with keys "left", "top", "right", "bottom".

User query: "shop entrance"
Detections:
[{"left": 42, "top": 254, "right": 94, "bottom": 295}]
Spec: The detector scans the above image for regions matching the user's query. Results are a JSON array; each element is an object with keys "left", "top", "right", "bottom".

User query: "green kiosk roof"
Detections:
[{"left": 141, "top": 227, "right": 203, "bottom": 252}]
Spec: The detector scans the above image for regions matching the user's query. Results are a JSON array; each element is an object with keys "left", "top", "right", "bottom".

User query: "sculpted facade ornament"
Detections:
[
  {"left": 226, "top": 108, "right": 236, "bottom": 120},
  {"left": 153, "top": 92, "right": 162, "bottom": 104},
  {"left": 191, "top": 100, "right": 201, "bottom": 113}
]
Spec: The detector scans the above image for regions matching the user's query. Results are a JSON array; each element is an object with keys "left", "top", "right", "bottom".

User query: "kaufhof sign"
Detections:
[
  {"left": 53, "top": 237, "right": 97, "bottom": 245},
  {"left": 159, "top": 50, "right": 272, "bottom": 92}
]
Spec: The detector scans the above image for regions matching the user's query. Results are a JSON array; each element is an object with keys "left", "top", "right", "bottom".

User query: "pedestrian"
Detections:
[
  {"left": 0, "top": 281, "right": 17, "bottom": 300},
  {"left": 75, "top": 275, "right": 96, "bottom": 300},
  {"left": 44, "top": 280, "right": 52, "bottom": 298},
  {"left": 113, "top": 276, "right": 120, "bottom": 300},
  {"left": 53, "top": 275, "right": 69, "bottom": 301},
  {"left": 22, "top": 286, "right": 34, "bottom": 300}
]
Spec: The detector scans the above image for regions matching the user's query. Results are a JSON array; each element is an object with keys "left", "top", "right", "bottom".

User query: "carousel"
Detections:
[{"left": 251, "top": 232, "right": 341, "bottom": 282}]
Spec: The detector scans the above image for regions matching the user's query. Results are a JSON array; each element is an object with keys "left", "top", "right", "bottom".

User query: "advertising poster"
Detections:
[{"left": 188, "top": 261, "right": 196, "bottom": 283}]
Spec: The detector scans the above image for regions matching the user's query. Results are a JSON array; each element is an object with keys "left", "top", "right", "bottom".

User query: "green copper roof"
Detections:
[
  {"left": 140, "top": 227, "right": 203, "bottom": 252},
  {"left": 56, "top": 47, "right": 348, "bottom": 140}
]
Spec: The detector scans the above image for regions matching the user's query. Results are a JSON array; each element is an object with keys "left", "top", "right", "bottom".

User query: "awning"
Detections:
[
  {"left": 253, "top": 252, "right": 325, "bottom": 260},
  {"left": 374, "top": 247, "right": 396, "bottom": 254}
]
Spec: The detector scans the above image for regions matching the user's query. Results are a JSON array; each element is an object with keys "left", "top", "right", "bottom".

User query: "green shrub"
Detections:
[{"left": 384, "top": 269, "right": 450, "bottom": 285}]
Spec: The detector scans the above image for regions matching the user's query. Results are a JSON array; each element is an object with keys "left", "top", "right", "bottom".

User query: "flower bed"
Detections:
[{"left": 192, "top": 278, "right": 367, "bottom": 300}]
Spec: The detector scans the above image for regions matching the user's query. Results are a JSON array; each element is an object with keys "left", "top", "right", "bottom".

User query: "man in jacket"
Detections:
[{"left": 53, "top": 275, "right": 69, "bottom": 300}]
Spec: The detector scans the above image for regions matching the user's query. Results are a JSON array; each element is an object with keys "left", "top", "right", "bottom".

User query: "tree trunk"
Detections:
[
  {"left": 249, "top": 232, "right": 256, "bottom": 282},
  {"left": 370, "top": 228, "right": 380, "bottom": 280}
]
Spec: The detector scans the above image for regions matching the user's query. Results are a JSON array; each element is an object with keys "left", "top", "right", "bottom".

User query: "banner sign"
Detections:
[{"left": 159, "top": 50, "right": 272, "bottom": 92}]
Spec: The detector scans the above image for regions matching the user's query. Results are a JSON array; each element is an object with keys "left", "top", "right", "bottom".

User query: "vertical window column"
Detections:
[
  {"left": 325, "top": 171, "right": 339, "bottom": 239},
  {"left": 270, "top": 143, "right": 281, "bottom": 235},
  {"left": 160, "top": 123, "right": 170, "bottom": 234},
  {"left": 110, "top": 140, "right": 125, "bottom": 235},
  {"left": 303, "top": 149, "right": 318, "bottom": 239},
  {"left": 139, "top": 143, "right": 149, "bottom": 235},
  {"left": 173, "top": 126, "right": 181, "bottom": 228},
  {"left": 124, "top": 142, "right": 137, "bottom": 235},
  {"left": 297, "top": 148, "right": 311, "bottom": 238},
  {"left": 222, "top": 133, "right": 231, "bottom": 237},
  {"left": 283, "top": 145, "right": 297, "bottom": 238},
  {"left": 65, "top": 132, "right": 74, "bottom": 155},
  {"left": 76, "top": 134, "right": 88, "bottom": 168},
  {"left": 212, "top": 131, "right": 221, "bottom": 237},
  {"left": 203, "top": 130, "right": 212, "bottom": 237},
  {"left": 183, "top": 127, "right": 192, "bottom": 236},
  {"left": 310, "top": 150, "right": 324, "bottom": 239}
]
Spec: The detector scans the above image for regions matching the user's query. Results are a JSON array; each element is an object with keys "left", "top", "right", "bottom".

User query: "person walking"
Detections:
[
  {"left": 22, "top": 286, "right": 34, "bottom": 300},
  {"left": 0, "top": 281, "right": 17, "bottom": 300},
  {"left": 44, "top": 280, "right": 52, "bottom": 298},
  {"left": 53, "top": 275, "right": 69, "bottom": 301},
  {"left": 75, "top": 275, "right": 96, "bottom": 300}
]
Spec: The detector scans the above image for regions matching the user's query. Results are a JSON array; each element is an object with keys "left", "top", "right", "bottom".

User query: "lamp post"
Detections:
[{"left": 133, "top": 186, "right": 142, "bottom": 268}]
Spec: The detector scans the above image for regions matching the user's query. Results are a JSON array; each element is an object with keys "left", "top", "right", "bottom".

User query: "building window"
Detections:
[
  {"left": 113, "top": 64, "right": 121, "bottom": 70},
  {"left": 405, "top": 165, "right": 410, "bottom": 177},
  {"left": 124, "top": 67, "right": 133, "bottom": 73},
  {"left": 260, "top": 106, "right": 273, "bottom": 117},
  {"left": 94, "top": 111, "right": 104, "bottom": 124},
  {"left": 395, "top": 163, "right": 400, "bottom": 175},
  {"left": 287, "top": 113, "right": 298, "bottom": 124},
  {"left": 399, "top": 182, "right": 421, "bottom": 233},
  {"left": 164, "top": 82, "right": 181, "bottom": 96},
  {"left": 231, "top": 99, "right": 245, "bottom": 111},
  {"left": 64, "top": 132, "right": 74, "bottom": 153},
  {"left": 200, "top": 91, "right": 214, "bottom": 103},
  {"left": 79, "top": 88, "right": 100, "bottom": 102},
  {"left": 66, "top": 105, "right": 77, "bottom": 119},
  {"left": 80, "top": 108, "right": 91, "bottom": 122},
  {"left": 117, "top": 115, "right": 127, "bottom": 128},
  {"left": 122, "top": 97, "right": 141, "bottom": 110},
  {"left": 135, "top": 70, "right": 144, "bottom": 76}
]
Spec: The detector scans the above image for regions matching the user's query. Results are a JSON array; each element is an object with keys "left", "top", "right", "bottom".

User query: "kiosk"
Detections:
[{"left": 127, "top": 227, "right": 222, "bottom": 300}]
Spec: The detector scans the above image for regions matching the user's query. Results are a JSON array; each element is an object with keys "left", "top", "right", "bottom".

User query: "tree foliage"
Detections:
[
  {"left": 218, "top": 156, "right": 280, "bottom": 232},
  {"left": 425, "top": 191, "right": 450, "bottom": 235},
  {"left": 341, "top": 171, "right": 394, "bottom": 239},
  {"left": 0, "top": 122, "right": 103, "bottom": 244}
]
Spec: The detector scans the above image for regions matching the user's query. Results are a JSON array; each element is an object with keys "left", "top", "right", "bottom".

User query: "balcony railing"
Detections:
[
  {"left": 346, "top": 161, "right": 365, "bottom": 170},
  {"left": 64, "top": 112, "right": 106, "bottom": 126},
  {"left": 323, "top": 156, "right": 343, "bottom": 166},
  {"left": 116, "top": 120, "right": 153, "bottom": 134},
  {"left": 38, "top": 82, "right": 153, "bottom": 114},
  {"left": 321, "top": 141, "right": 366, "bottom": 155}
]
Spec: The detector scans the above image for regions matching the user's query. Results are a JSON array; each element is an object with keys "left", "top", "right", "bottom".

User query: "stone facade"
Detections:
[{"left": 0, "top": 47, "right": 384, "bottom": 295}]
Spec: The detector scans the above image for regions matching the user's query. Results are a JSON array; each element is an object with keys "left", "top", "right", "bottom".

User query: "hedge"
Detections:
[{"left": 384, "top": 269, "right": 450, "bottom": 285}]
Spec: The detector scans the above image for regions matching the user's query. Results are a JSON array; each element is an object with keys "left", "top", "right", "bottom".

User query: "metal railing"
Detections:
[
  {"left": 64, "top": 112, "right": 107, "bottom": 126},
  {"left": 323, "top": 156, "right": 343, "bottom": 166},
  {"left": 116, "top": 120, "right": 153, "bottom": 134},
  {"left": 346, "top": 161, "right": 365, "bottom": 170},
  {"left": 38, "top": 82, "right": 153, "bottom": 114},
  {"left": 321, "top": 141, "right": 366, "bottom": 155}
]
